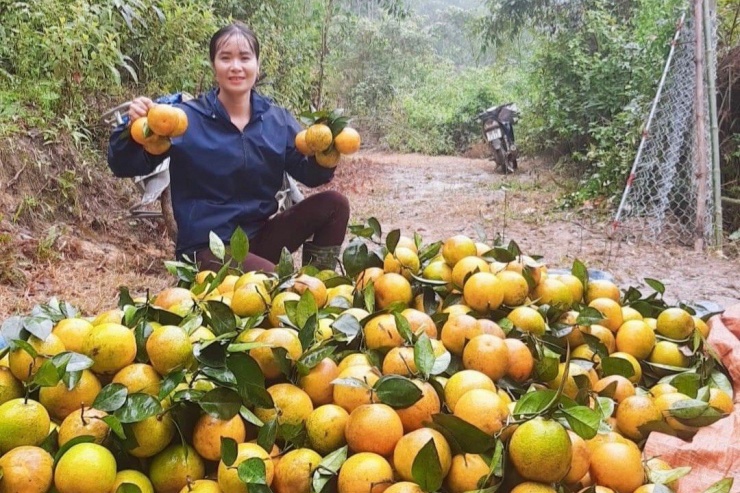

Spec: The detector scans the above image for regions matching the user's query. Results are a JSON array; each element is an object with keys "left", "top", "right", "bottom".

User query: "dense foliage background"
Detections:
[{"left": 0, "top": 0, "right": 737, "bottom": 231}]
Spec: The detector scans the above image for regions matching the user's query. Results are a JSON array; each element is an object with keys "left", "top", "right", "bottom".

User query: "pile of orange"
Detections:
[
  {"left": 0, "top": 226, "right": 734, "bottom": 493},
  {"left": 129, "top": 104, "right": 188, "bottom": 155}
]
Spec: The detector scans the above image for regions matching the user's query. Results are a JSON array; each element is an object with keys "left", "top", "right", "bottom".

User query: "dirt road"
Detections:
[{"left": 1, "top": 152, "right": 737, "bottom": 318}]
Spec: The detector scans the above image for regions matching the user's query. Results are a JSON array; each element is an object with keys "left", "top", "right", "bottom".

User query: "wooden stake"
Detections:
[{"left": 694, "top": 0, "right": 708, "bottom": 252}]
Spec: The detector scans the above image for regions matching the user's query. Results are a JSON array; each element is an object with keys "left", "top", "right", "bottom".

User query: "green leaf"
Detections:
[
  {"left": 430, "top": 350, "right": 451, "bottom": 375},
  {"left": 297, "top": 345, "right": 336, "bottom": 375},
  {"left": 194, "top": 340, "right": 228, "bottom": 368},
  {"left": 221, "top": 437, "right": 238, "bottom": 467},
  {"left": 374, "top": 375, "right": 423, "bottom": 408},
  {"left": 648, "top": 466, "right": 691, "bottom": 486},
  {"left": 32, "top": 358, "right": 66, "bottom": 387},
  {"left": 11, "top": 338, "right": 37, "bottom": 358},
  {"left": 102, "top": 415, "right": 126, "bottom": 440},
  {"left": 576, "top": 307, "right": 606, "bottom": 326},
  {"left": 513, "top": 390, "right": 559, "bottom": 416},
  {"left": 572, "top": 260, "right": 588, "bottom": 295},
  {"left": 430, "top": 414, "right": 496, "bottom": 454},
  {"left": 368, "top": 218, "right": 382, "bottom": 240},
  {"left": 414, "top": 333, "right": 435, "bottom": 379},
  {"left": 386, "top": 229, "right": 401, "bottom": 254},
  {"left": 595, "top": 396, "right": 615, "bottom": 419},
  {"left": 702, "top": 478, "right": 734, "bottom": 493},
  {"left": 257, "top": 418, "right": 278, "bottom": 452},
  {"left": 157, "top": 370, "right": 186, "bottom": 401},
  {"left": 708, "top": 370, "right": 733, "bottom": 395},
  {"left": 24, "top": 316, "right": 54, "bottom": 341},
  {"left": 93, "top": 383, "right": 129, "bottom": 412},
  {"left": 644, "top": 278, "right": 665, "bottom": 295},
  {"left": 134, "top": 322, "right": 153, "bottom": 363},
  {"left": 312, "top": 446, "right": 348, "bottom": 493},
  {"left": 393, "top": 312, "right": 414, "bottom": 344},
  {"left": 332, "top": 313, "right": 362, "bottom": 343},
  {"left": 114, "top": 393, "right": 163, "bottom": 423},
  {"left": 204, "top": 301, "right": 237, "bottom": 336},
  {"left": 411, "top": 438, "right": 444, "bottom": 493},
  {"left": 417, "top": 241, "right": 442, "bottom": 264},
  {"left": 199, "top": 387, "right": 243, "bottom": 420},
  {"left": 277, "top": 248, "right": 295, "bottom": 278},
  {"left": 600, "top": 357, "right": 635, "bottom": 379},
  {"left": 227, "top": 353, "right": 272, "bottom": 408},
  {"left": 342, "top": 238, "right": 383, "bottom": 278},
  {"left": 230, "top": 227, "right": 249, "bottom": 265},
  {"left": 118, "top": 286, "right": 136, "bottom": 309},
  {"left": 209, "top": 232, "right": 226, "bottom": 261},
  {"left": 298, "top": 312, "right": 318, "bottom": 352},
  {"left": 363, "top": 283, "right": 376, "bottom": 314},
  {"left": 670, "top": 372, "right": 701, "bottom": 398},
  {"left": 54, "top": 435, "right": 95, "bottom": 466},
  {"left": 558, "top": 405, "right": 600, "bottom": 439},
  {"left": 237, "top": 457, "right": 268, "bottom": 485},
  {"left": 271, "top": 347, "right": 293, "bottom": 379},
  {"left": 534, "top": 356, "right": 559, "bottom": 382},
  {"left": 240, "top": 406, "right": 264, "bottom": 427}
]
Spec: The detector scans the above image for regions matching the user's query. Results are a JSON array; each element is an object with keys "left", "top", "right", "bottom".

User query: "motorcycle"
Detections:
[{"left": 478, "top": 102, "right": 519, "bottom": 174}]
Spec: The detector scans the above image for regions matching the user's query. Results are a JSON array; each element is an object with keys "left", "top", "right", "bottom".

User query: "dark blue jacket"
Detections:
[{"left": 108, "top": 89, "right": 335, "bottom": 258}]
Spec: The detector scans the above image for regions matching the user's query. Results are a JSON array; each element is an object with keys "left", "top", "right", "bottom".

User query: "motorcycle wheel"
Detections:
[{"left": 493, "top": 148, "right": 508, "bottom": 174}]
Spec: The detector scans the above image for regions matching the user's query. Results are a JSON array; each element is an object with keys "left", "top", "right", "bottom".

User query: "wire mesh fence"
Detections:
[{"left": 612, "top": 5, "right": 718, "bottom": 248}]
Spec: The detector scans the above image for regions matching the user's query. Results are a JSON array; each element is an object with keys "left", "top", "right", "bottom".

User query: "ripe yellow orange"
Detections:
[
  {"left": 653, "top": 392, "right": 697, "bottom": 433},
  {"left": 462, "top": 271, "right": 503, "bottom": 313},
  {"left": 451, "top": 256, "right": 490, "bottom": 289},
  {"left": 511, "top": 483, "right": 558, "bottom": 493},
  {"left": 0, "top": 367, "right": 23, "bottom": 405},
  {"left": 440, "top": 314, "right": 481, "bottom": 355},
  {"left": 610, "top": 351, "right": 642, "bottom": 384},
  {"left": 111, "top": 470, "right": 155, "bottom": 493},
  {"left": 232, "top": 281, "right": 271, "bottom": 317},
  {"left": 507, "top": 305, "right": 546, "bottom": 336},
  {"left": 445, "top": 453, "right": 492, "bottom": 493},
  {"left": 364, "top": 313, "right": 404, "bottom": 350},
  {"left": 401, "top": 308, "right": 437, "bottom": 339},
  {"left": 588, "top": 442, "right": 645, "bottom": 493},
  {"left": 128, "top": 414, "right": 176, "bottom": 458},
  {"left": 373, "top": 272, "right": 413, "bottom": 309},
  {"left": 545, "top": 362, "right": 591, "bottom": 399},
  {"left": 385, "top": 482, "right": 424, "bottom": 493},
  {"left": 593, "top": 375, "right": 635, "bottom": 404},
  {"left": 393, "top": 428, "right": 452, "bottom": 481},
  {"left": 316, "top": 147, "right": 341, "bottom": 168},
  {"left": 644, "top": 457, "right": 680, "bottom": 490},
  {"left": 615, "top": 394, "right": 663, "bottom": 440},
  {"left": 508, "top": 417, "right": 572, "bottom": 483},
  {"left": 708, "top": 388, "right": 733, "bottom": 413},
  {"left": 656, "top": 307, "right": 695, "bottom": 340},
  {"left": 496, "top": 270, "right": 530, "bottom": 306},
  {"left": 8, "top": 333, "right": 66, "bottom": 382},
  {"left": 254, "top": 383, "right": 314, "bottom": 427},
  {"left": 143, "top": 135, "right": 172, "bottom": 155},
  {"left": 192, "top": 413, "right": 247, "bottom": 461},
  {"left": 0, "top": 398, "right": 50, "bottom": 454},
  {"left": 147, "top": 104, "right": 180, "bottom": 137},
  {"left": 504, "top": 338, "right": 535, "bottom": 382},
  {"left": 146, "top": 324, "right": 195, "bottom": 376},
  {"left": 306, "top": 404, "right": 349, "bottom": 454},
  {"left": 444, "top": 369, "right": 496, "bottom": 412},
  {"left": 112, "top": 363, "right": 162, "bottom": 395},
  {"left": 564, "top": 430, "right": 590, "bottom": 484},
  {"left": 39, "top": 368, "right": 101, "bottom": 420},
  {"left": 615, "top": 319, "right": 656, "bottom": 359},
  {"left": 648, "top": 340, "right": 690, "bottom": 369},
  {"left": 590, "top": 324, "right": 617, "bottom": 353},
  {"left": 295, "top": 129, "right": 314, "bottom": 156},
  {"left": 333, "top": 365, "right": 380, "bottom": 413},
  {"left": 588, "top": 298, "right": 624, "bottom": 332},
  {"left": 334, "top": 127, "right": 361, "bottom": 154},
  {"left": 442, "top": 235, "right": 478, "bottom": 267},
  {"left": 462, "top": 334, "right": 509, "bottom": 381},
  {"left": 218, "top": 442, "right": 274, "bottom": 493},
  {"left": 395, "top": 380, "right": 441, "bottom": 433},
  {"left": 82, "top": 322, "right": 137, "bottom": 375},
  {"left": 586, "top": 279, "right": 621, "bottom": 303},
  {"left": 555, "top": 274, "right": 585, "bottom": 303},
  {"left": 57, "top": 406, "right": 110, "bottom": 447},
  {"left": 292, "top": 274, "right": 328, "bottom": 307},
  {"left": 273, "top": 448, "right": 322, "bottom": 493},
  {"left": 382, "top": 346, "right": 417, "bottom": 376},
  {"left": 130, "top": 116, "right": 154, "bottom": 145},
  {"left": 337, "top": 352, "right": 373, "bottom": 373},
  {"left": 622, "top": 306, "right": 644, "bottom": 322},
  {"left": 338, "top": 452, "right": 394, "bottom": 493},
  {"left": 305, "top": 123, "right": 333, "bottom": 152},
  {"left": 299, "top": 357, "right": 340, "bottom": 406},
  {"left": 52, "top": 317, "right": 93, "bottom": 353},
  {"left": 383, "top": 247, "right": 421, "bottom": 279},
  {"left": 153, "top": 287, "right": 195, "bottom": 315},
  {"left": 453, "top": 388, "right": 508, "bottom": 434},
  {"left": 693, "top": 316, "right": 710, "bottom": 338},
  {"left": 250, "top": 328, "right": 302, "bottom": 380},
  {"left": 355, "top": 267, "right": 385, "bottom": 291},
  {"left": 54, "top": 443, "right": 117, "bottom": 493},
  {"left": 346, "top": 403, "right": 404, "bottom": 456},
  {"left": 170, "top": 107, "right": 188, "bottom": 137},
  {"left": 0, "top": 445, "right": 54, "bottom": 493},
  {"left": 532, "top": 277, "right": 574, "bottom": 306}
]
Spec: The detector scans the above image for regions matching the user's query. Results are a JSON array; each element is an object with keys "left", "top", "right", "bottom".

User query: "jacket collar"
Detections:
[{"left": 195, "top": 88, "right": 269, "bottom": 122}]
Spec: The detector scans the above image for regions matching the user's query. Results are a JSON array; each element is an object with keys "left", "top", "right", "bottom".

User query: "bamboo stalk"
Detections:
[
  {"left": 694, "top": 0, "right": 708, "bottom": 252},
  {"left": 704, "top": 0, "right": 723, "bottom": 251}
]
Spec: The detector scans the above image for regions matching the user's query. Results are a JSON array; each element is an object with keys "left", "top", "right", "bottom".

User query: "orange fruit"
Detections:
[
  {"left": 496, "top": 270, "right": 530, "bottom": 306},
  {"left": 590, "top": 324, "right": 617, "bottom": 353},
  {"left": 592, "top": 375, "right": 635, "bottom": 404},
  {"left": 147, "top": 104, "right": 180, "bottom": 136},
  {"left": 393, "top": 428, "right": 452, "bottom": 481},
  {"left": 507, "top": 306, "right": 546, "bottom": 336},
  {"left": 444, "top": 369, "right": 496, "bottom": 412},
  {"left": 452, "top": 256, "right": 490, "bottom": 289},
  {"left": 52, "top": 317, "right": 94, "bottom": 353},
  {"left": 82, "top": 322, "right": 137, "bottom": 375},
  {"left": 355, "top": 267, "right": 385, "bottom": 291},
  {"left": 373, "top": 273, "right": 413, "bottom": 309},
  {"left": 254, "top": 383, "right": 314, "bottom": 427},
  {"left": 57, "top": 407, "right": 110, "bottom": 447},
  {"left": 170, "top": 107, "right": 188, "bottom": 137},
  {"left": 588, "top": 442, "right": 645, "bottom": 493},
  {"left": 453, "top": 388, "right": 508, "bottom": 434},
  {"left": 395, "top": 380, "right": 441, "bottom": 433},
  {"left": 615, "top": 394, "right": 663, "bottom": 440},
  {"left": 401, "top": 308, "right": 437, "bottom": 339},
  {"left": 153, "top": 287, "right": 195, "bottom": 315},
  {"left": 337, "top": 452, "right": 394, "bottom": 493},
  {"left": 364, "top": 313, "right": 404, "bottom": 350},
  {"left": 511, "top": 483, "right": 558, "bottom": 493},
  {"left": 218, "top": 442, "right": 274, "bottom": 492},
  {"left": 291, "top": 274, "right": 328, "bottom": 307},
  {"left": 306, "top": 404, "right": 349, "bottom": 454},
  {"left": 0, "top": 446, "right": 54, "bottom": 493},
  {"left": 333, "top": 365, "right": 380, "bottom": 413},
  {"left": 615, "top": 319, "right": 656, "bottom": 359},
  {"left": 250, "top": 328, "right": 302, "bottom": 380},
  {"left": 299, "top": 357, "right": 340, "bottom": 406},
  {"left": 8, "top": 333, "right": 66, "bottom": 382},
  {"left": 112, "top": 363, "right": 162, "bottom": 396},
  {"left": 555, "top": 274, "right": 585, "bottom": 303},
  {"left": 384, "top": 247, "right": 421, "bottom": 279},
  {"left": 305, "top": 123, "right": 333, "bottom": 152},
  {"left": 508, "top": 417, "right": 572, "bottom": 483},
  {"left": 39, "top": 369, "right": 101, "bottom": 420},
  {"left": 504, "top": 338, "right": 535, "bottom": 382},
  {"left": 708, "top": 388, "right": 733, "bottom": 413},
  {"left": 345, "top": 403, "right": 404, "bottom": 456},
  {"left": 462, "top": 334, "right": 509, "bottom": 381},
  {"left": 272, "top": 448, "right": 322, "bottom": 493},
  {"left": 441, "top": 235, "right": 478, "bottom": 267},
  {"left": 334, "top": 127, "right": 361, "bottom": 154},
  {"left": 385, "top": 482, "right": 424, "bottom": 493},
  {"left": 316, "top": 147, "right": 341, "bottom": 168},
  {"left": 462, "top": 271, "right": 503, "bottom": 313},
  {"left": 0, "top": 398, "right": 50, "bottom": 454},
  {"left": 656, "top": 307, "right": 695, "bottom": 340},
  {"left": 53, "top": 443, "right": 117, "bottom": 493},
  {"left": 146, "top": 324, "right": 195, "bottom": 376},
  {"left": 653, "top": 392, "right": 697, "bottom": 433},
  {"left": 382, "top": 347, "right": 417, "bottom": 376},
  {"left": 445, "top": 454, "right": 492, "bottom": 493},
  {"left": 564, "top": 430, "right": 590, "bottom": 484},
  {"left": 130, "top": 117, "right": 155, "bottom": 145},
  {"left": 586, "top": 279, "right": 621, "bottom": 303},
  {"left": 609, "top": 351, "right": 642, "bottom": 384},
  {"left": 588, "top": 298, "right": 624, "bottom": 332},
  {"left": 192, "top": 413, "right": 247, "bottom": 461},
  {"left": 143, "top": 135, "right": 172, "bottom": 155},
  {"left": 648, "top": 341, "right": 690, "bottom": 369},
  {"left": 295, "top": 129, "right": 314, "bottom": 156},
  {"left": 531, "top": 277, "right": 574, "bottom": 306}
]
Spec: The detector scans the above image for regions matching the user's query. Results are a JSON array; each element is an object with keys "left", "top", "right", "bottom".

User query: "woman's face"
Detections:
[{"left": 212, "top": 33, "right": 259, "bottom": 97}]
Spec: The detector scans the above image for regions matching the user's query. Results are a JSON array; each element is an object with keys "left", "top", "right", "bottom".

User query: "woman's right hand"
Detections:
[{"left": 128, "top": 97, "right": 155, "bottom": 123}]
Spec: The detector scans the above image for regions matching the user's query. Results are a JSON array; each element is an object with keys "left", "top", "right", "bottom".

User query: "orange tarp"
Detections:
[{"left": 643, "top": 304, "right": 740, "bottom": 491}]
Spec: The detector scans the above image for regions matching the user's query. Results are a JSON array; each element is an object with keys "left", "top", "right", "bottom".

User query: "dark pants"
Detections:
[{"left": 193, "top": 190, "right": 350, "bottom": 273}]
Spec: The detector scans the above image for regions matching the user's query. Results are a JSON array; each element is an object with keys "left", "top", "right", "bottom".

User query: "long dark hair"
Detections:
[{"left": 208, "top": 22, "right": 260, "bottom": 63}]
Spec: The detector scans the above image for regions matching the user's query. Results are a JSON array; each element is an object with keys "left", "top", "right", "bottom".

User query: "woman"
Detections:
[{"left": 108, "top": 22, "right": 349, "bottom": 273}]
